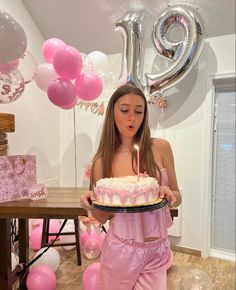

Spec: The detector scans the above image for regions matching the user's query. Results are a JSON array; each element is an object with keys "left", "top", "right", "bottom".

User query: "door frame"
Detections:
[{"left": 201, "top": 72, "right": 235, "bottom": 259}]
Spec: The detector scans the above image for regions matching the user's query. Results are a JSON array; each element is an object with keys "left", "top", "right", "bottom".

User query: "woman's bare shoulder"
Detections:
[{"left": 152, "top": 138, "right": 171, "bottom": 152}]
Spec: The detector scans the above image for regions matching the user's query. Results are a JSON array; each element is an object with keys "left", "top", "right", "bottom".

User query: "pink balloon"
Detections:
[
  {"left": 0, "top": 60, "right": 19, "bottom": 74},
  {"left": 60, "top": 96, "right": 78, "bottom": 110},
  {"left": 53, "top": 45, "right": 82, "bottom": 80},
  {"left": 48, "top": 219, "right": 61, "bottom": 242},
  {"left": 82, "top": 262, "right": 101, "bottom": 290},
  {"left": 29, "top": 227, "right": 42, "bottom": 251},
  {"left": 42, "top": 38, "right": 66, "bottom": 63},
  {"left": 83, "top": 237, "right": 101, "bottom": 260},
  {"left": 74, "top": 72, "right": 103, "bottom": 101},
  {"left": 98, "top": 232, "right": 106, "bottom": 250},
  {"left": 27, "top": 265, "right": 56, "bottom": 290},
  {"left": 47, "top": 78, "right": 76, "bottom": 107},
  {"left": 30, "top": 264, "right": 52, "bottom": 275},
  {"left": 80, "top": 229, "right": 99, "bottom": 248}
]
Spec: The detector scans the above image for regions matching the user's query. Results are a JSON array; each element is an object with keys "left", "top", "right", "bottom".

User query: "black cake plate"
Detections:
[{"left": 92, "top": 198, "right": 168, "bottom": 213}]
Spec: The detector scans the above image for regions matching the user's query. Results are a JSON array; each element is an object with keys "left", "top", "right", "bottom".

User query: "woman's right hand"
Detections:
[{"left": 80, "top": 190, "right": 97, "bottom": 211}]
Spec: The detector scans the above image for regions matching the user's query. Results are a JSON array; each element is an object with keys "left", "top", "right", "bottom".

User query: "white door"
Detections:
[{"left": 210, "top": 77, "right": 235, "bottom": 261}]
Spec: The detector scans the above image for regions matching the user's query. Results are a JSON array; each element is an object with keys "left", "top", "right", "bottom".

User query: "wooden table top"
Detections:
[{"left": 0, "top": 187, "right": 88, "bottom": 219}]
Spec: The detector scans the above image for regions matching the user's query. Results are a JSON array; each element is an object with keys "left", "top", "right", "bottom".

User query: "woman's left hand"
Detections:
[{"left": 159, "top": 185, "right": 176, "bottom": 207}]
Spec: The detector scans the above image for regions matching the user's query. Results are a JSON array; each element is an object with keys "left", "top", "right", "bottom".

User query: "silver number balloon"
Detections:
[
  {"left": 114, "top": 10, "right": 145, "bottom": 89},
  {"left": 146, "top": 5, "right": 205, "bottom": 97}
]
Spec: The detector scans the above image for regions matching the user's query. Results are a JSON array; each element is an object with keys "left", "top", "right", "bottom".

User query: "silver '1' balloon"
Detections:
[
  {"left": 146, "top": 5, "right": 205, "bottom": 98},
  {"left": 114, "top": 10, "right": 146, "bottom": 90}
]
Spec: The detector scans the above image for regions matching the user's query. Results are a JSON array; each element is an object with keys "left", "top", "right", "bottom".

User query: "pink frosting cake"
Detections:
[{"left": 94, "top": 176, "right": 160, "bottom": 206}]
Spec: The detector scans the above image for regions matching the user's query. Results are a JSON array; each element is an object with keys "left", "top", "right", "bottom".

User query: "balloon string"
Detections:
[{"left": 73, "top": 107, "right": 78, "bottom": 188}]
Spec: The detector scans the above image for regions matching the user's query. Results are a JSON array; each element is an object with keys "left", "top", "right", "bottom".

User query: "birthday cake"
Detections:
[{"left": 94, "top": 176, "right": 160, "bottom": 207}]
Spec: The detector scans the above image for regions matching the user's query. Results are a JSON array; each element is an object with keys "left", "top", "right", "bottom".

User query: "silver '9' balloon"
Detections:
[
  {"left": 114, "top": 10, "right": 145, "bottom": 89},
  {"left": 146, "top": 5, "right": 205, "bottom": 97}
]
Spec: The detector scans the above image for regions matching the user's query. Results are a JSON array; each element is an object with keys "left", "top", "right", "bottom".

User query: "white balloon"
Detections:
[
  {"left": 32, "top": 247, "right": 60, "bottom": 272},
  {"left": 34, "top": 63, "right": 58, "bottom": 92},
  {"left": 86, "top": 51, "right": 109, "bottom": 72}
]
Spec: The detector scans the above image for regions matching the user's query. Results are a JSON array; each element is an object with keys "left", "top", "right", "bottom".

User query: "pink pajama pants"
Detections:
[{"left": 99, "top": 230, "right": 173, "bottom": 290}]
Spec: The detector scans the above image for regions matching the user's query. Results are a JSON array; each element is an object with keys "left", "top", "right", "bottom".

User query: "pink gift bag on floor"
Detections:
[{"left": 0, "top": 155, "right": 36, "bottom": 203}]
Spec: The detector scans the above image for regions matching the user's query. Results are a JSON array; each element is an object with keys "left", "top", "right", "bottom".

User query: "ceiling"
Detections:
[{"left": 21, "top": 0, "right": 235, "bottom": 55}]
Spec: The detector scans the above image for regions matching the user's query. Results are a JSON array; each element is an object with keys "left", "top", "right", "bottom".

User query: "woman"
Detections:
[{"left": 81, "top": 83, "right": 182, "bottom": 290}]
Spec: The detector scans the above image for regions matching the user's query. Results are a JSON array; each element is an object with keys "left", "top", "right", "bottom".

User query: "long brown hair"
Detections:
[{"left": 90, "top": 84, "right": 158, "bottom": 187}]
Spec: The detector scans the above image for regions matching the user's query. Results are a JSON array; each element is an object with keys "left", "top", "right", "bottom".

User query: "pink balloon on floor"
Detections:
[
  {"left": 80, "top": 229, "right": 98, "bottom": 248},
  {"left": 42, "top": 38, "right": 66, "bottom": 63},
  {"left": 98, "top": 232, "right": 106, "bottom": 250},
  {"left": 29, "top": 227, "right": 43, "bottom": 251},
  {"left": 27, "top": 264, "right": 56, "bottom": 290},
  {"left": 74, "top": 72, "right": 103, "bottom": 101},
  {"left": 48, "top": 219, "right": 61, "bottom": 242},
  {"left": 82, "top": 262, "right": 101, "bottom": 290},
  {"left": 83, "top": 237, "right": 101, "bottom": 260}
]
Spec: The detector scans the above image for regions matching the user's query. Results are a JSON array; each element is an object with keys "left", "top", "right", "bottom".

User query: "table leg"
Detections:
[
  {"left": 0, "top": 219, "right": 12, "bottom": 290},
  {"left": 18, "top": 218, "right": 29, "bottom": 289}
]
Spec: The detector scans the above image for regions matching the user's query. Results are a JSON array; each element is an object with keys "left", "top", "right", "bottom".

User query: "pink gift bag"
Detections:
[{"left": 0, "top": 155, "right": 36, "bottom": 203}]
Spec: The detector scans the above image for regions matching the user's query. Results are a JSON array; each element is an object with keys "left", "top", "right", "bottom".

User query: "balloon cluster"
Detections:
[
  {"left": 0, "top": 10, "right": 37, "bottom": 104},
  {"left": 26, "top": 219, "right": 62, "bottom": 290},
  {"left": 34, "top": 38, "right": 109, "bottom": 110}
]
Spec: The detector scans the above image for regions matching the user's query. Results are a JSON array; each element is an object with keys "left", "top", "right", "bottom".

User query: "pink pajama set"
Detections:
[{"left": 99, "top": 169, "right": 173, "bottom": 290}]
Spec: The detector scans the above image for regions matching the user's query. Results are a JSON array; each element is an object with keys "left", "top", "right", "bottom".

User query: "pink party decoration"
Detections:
[
  {"left": 29, "top": 227, "right": 43, "bottom": 251},
  {"left": 42, "top": 38, "right": 66, "bottom": 63},
  {"left": 47, "top": 78, "right": 76, "bottom": 107},
  {"left": 60, "top": 96, "right": 78, "bottom": 110},
  {"left": 98, "top": 232, "right": 106, "bottom": 250},
  {"left": 82, "top": 262, "right": 101, "bottom": 290},
  {"left": 48, "top": 219, "right": 61, "bottom": 242},
  {"left": 80, "top": 229, "right": 99, "bottom": 248},
  {"left": 74, "top": 72, "right": 103, "bottom": 101},
  {"left": 0, "top": 69, "right": 25, "bottom": 104},
  {"left": 83, "top": 236, "right": 101, "bottom": 260},
  {"left": 0, "top": 60, "right": 19, "bottom": 74},
  {"left": 53, "top": 45, "right": 82, "bottom": 80},
  {"left": 26, "top": 264, "right": 56, "bottom": 290}
]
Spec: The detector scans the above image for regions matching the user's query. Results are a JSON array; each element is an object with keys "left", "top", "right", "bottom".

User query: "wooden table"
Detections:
[{"left": 0, "top": 187, "right": 88, "bottom": 290}]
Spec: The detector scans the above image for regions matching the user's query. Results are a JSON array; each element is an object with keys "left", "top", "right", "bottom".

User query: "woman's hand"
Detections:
[
  {"left": 159, "top": 185, "right": 177, "bottom": 208},
  {"left": 80, "top": 190, "right": 97, "bottom": 211}
]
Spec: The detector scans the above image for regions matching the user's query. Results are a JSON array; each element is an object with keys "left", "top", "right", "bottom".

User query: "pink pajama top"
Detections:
[{"left": 110, "top": 168, "right": 173, "bottom": 242}]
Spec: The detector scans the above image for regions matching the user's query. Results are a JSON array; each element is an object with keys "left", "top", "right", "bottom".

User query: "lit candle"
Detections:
[{"left": 134, "top": 144, "right": 140, "bottom": 181}]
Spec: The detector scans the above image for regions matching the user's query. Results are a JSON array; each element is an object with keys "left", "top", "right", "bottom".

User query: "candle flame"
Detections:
[{"left": 134, "top": 144, "right": 139, "bottom": 150}]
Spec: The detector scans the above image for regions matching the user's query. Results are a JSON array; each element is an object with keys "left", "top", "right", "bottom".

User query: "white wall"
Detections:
[{"left": 0, "top": 0, "right": 60, "bottom": 186}]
